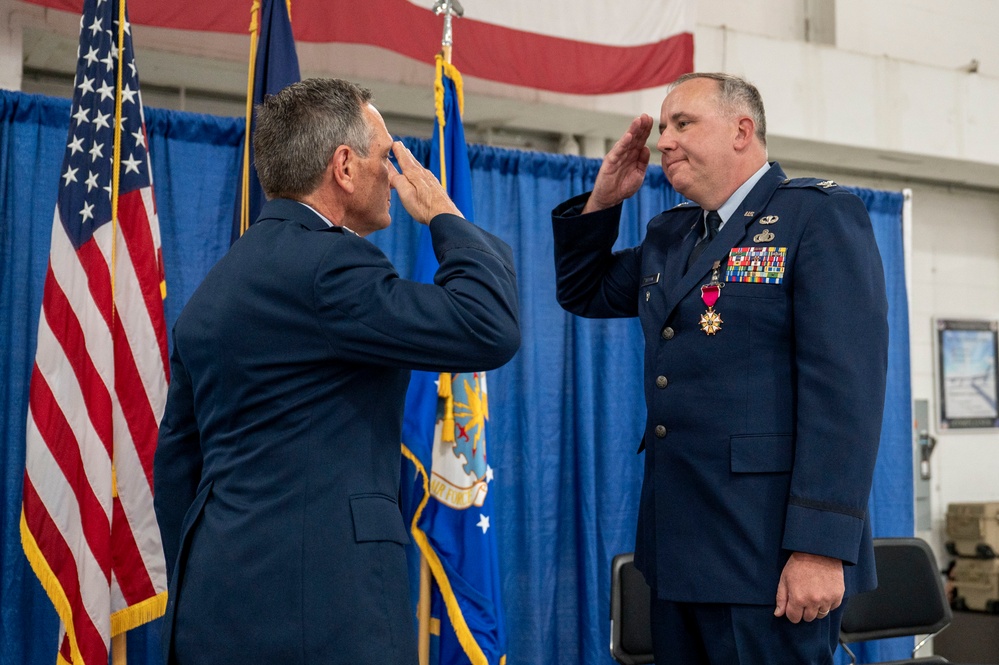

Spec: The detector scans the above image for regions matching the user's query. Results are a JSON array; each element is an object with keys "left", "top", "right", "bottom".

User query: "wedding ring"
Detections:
[{"left": 817, "top": 609, "right": 829, "bottom": 617}]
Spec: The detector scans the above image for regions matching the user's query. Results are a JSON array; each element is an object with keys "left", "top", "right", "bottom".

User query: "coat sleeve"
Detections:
[
  {"left": 551, "top": 193, "right": 642, "bottom": 318},
  {"left": 781, "top": 190, "right": 889, "bottom": 565},
  {"left": 313, "top": 213, "right": 520, "bottom": 372},
  {"left": 154, "top": 341, "right": 203, "bottom": 579}
]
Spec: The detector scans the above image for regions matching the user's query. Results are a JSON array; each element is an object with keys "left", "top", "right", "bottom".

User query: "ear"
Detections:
[
  {"left": 331, "top": 145, "right": 355, "bottom": 193},
  {"left": 733, "top": 116, "right": 756, "bottom": 151}
]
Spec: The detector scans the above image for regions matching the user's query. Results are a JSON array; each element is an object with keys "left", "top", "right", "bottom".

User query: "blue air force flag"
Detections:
[{"left": 399, "top": 55, "right": 507, "bottom": 665}]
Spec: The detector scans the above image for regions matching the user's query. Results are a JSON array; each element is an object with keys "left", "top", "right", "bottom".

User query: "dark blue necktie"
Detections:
[{"left": 687, "top": 210, "right": 722, "bottom": 269}]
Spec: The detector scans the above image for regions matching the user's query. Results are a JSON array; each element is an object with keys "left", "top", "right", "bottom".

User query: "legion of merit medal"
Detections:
[{"left": 699, "top": 260, "right": 724, "bottom": 335}]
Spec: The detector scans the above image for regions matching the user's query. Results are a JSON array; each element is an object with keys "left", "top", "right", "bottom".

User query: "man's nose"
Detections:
[{"left": 656, "top": 129, "right": 673, "bottom": 153}]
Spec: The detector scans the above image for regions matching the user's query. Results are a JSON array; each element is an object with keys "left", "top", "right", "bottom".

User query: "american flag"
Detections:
[{"left": 20, "top": 0, "right": 170, "bottom": 663}]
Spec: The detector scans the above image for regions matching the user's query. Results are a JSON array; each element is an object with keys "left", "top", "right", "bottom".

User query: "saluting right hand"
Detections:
[
  {"left": 583, "top": 114, "right": 654, "bottom": 214},
  {"left": 388, "top": 141, "right": 462, "bottom": 225}
]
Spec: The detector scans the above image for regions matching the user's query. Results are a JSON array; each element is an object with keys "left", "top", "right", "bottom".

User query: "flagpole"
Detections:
[
  {"left": 420, "top": 9, "right": 463, "bottom": 665},
  {"left": 239, "top": 1, "right": 261, "bottom": 237},
  {"left": 112, "top": 635, "right": 127, "bottom": 665},
  {"left": 434, "top": 0, "right": 463, "bottom": 64}
]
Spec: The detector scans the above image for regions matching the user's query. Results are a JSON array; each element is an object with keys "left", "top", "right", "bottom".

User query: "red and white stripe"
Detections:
[{"left": 22, "top": 0, "right": 694, "bottom": 94}]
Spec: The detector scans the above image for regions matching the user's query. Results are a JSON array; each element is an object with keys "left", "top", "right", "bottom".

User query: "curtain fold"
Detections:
[{"left": 0, "top": 90, "right": 911, "bottom": 665}]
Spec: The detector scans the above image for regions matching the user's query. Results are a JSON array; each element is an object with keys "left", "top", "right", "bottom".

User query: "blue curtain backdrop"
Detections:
[{"left": 0, "top": 90, "right": 912, "bottom": 665}]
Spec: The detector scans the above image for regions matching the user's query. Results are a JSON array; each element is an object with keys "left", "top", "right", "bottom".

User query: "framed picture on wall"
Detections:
[{"left": 937, "top": 319, "right": 999, "bottom": 429}]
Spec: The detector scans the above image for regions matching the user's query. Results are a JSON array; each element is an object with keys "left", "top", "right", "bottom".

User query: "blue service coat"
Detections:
[
  {"left": 552, "top": 163, "right": 887, "bottom": 605},
  {"left": 154, "top": 199, "right": 520, "bottom": 664}
]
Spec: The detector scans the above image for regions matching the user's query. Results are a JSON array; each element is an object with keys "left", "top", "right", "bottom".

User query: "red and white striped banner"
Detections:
[
  {"left": 21, "top": 0, "right": 694, "bottom": 94},
  {"left": 21, "top": 0, "right": 169, "bottom": 662}
]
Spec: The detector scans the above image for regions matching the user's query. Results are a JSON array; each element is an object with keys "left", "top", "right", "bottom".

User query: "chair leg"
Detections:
[{"left": 840, "top": 642, "right": 858, "bottom": 665}]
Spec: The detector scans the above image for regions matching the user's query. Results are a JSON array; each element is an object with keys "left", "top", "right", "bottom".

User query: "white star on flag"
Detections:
[
  {"left": 77, "top": 75, "right": 95, "bottom": 96},
  {"left": 122, "top": 153, "right": 142, "bottom": 174},
  {"left": 476, "top": 514, "right": 490, "bottom": 534}
]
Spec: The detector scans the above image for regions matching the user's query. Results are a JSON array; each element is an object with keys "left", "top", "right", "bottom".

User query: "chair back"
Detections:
[
  {"left": 610, "top": 553, "right": 654, "bottom": 665},
  {"left": 840, "top": 537, "right": 952, "bottom": 662}
]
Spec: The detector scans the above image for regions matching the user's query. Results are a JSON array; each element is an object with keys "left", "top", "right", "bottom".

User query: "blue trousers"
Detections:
[{"left": 650, "top": 594, "right": 845, "bottom": 664}]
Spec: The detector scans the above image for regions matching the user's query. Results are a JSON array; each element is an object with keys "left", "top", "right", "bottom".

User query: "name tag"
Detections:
[{"left": 640, "top": 273, "right": 660, "bottom": 287}]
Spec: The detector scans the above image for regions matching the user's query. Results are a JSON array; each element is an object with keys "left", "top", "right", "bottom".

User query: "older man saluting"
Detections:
[{"left": 155, "top": 78, "right": 520, "bottom": 665}]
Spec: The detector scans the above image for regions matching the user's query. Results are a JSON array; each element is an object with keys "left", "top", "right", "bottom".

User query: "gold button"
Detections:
[
  {"left": 654, "top": 425, "right": 667, "bottom": 438},
  {"left": 656, "top": 376, "right": 668, "bottom": 389},
  {"left": 661, "top": 327, "right": 674, "bottom": 340}
]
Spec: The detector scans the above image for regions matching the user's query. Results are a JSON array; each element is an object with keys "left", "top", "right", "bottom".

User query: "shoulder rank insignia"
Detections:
[{"left": 817, "top": 180, "right": 837, "bottom": 188}]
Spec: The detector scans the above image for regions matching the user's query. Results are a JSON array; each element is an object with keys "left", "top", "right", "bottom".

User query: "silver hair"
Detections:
[
  {"left": 671, "top": 72, "right": 767, "bottom": 147},
  {"left": 253, "top": 78, "right": 374, "bottom": 199}
]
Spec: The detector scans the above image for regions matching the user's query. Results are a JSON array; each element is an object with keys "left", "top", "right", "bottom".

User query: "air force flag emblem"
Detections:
[{"left": 430, "top": 372, "right": 491, "bottom": 509}]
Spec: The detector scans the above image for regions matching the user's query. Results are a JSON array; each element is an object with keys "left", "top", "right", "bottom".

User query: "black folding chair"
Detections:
[
  {"left": 610, "top": 552, "right": 654, "bottom": 665},
  {"left": 839, "top": 537, "right": 953, "bottom": 664}
]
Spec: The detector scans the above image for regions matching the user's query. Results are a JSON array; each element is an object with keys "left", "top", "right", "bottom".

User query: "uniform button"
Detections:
[
  {"left": 656, "top": 376, "right": 668, "bottom": 389},
  {"left": 654, "top": 425, "right": 667, "bottom": 438},
  {"left": 661, "top": 327, "right": 674, "bottom": 340}
]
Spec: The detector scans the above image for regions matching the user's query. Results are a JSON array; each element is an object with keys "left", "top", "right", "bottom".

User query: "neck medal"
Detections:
[{"left": 699, "top": 261, "right": 724, "bottom": 335}]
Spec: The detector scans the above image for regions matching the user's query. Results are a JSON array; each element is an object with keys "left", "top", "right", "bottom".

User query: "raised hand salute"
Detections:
[{"left": 582, "top": 113, "right": 654, "bottom": 214}]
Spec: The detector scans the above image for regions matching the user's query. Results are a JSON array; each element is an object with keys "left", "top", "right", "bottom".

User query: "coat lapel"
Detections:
[{"left": 660, "top": 211, "right": 701, "bottom": 300}]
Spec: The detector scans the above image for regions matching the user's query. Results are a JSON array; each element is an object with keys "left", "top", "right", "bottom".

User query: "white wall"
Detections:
[
  {"left": 837, "top": 0, "right": 999, "bottom": 77},
  {"left": 698, "top": 0, "right": 999, "bottom": 77},
  {"left": 697, "top": 0, "right": 807, "bottom": 41},
  {"left": 1, "top": 0, "right": 23, "bottom": 90}
]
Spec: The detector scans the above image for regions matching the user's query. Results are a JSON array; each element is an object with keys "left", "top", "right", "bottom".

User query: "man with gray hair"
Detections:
[
  {"left": 552, "top": 72, "right": 888, "bottom": 663},
  {"left": 155, "top": 78, "right": 520, "bottom": 665}
]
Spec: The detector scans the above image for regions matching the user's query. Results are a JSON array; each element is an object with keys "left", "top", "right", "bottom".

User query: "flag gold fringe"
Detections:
[
  {"left": 111, "top": 590, "right": 168, "bottom": 636},
  {"left": 21, "top": 509, "right": 85, "bottom": 665}
]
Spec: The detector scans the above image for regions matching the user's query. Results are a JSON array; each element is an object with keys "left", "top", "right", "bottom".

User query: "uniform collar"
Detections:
[
  {"left": 715, "top": 162, "right": 771, "bottom": 227},
  {"left": 255, "top": 198, "right": 352, "bottom": 234}
]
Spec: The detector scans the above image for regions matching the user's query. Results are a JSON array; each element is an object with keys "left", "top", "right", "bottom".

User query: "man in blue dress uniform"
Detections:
[
  {"left": 154, "top": 79, "right": 520, "bottom": 665},
  {"left": 552, "top": 73, "right": 888, "bottom": 664}
]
